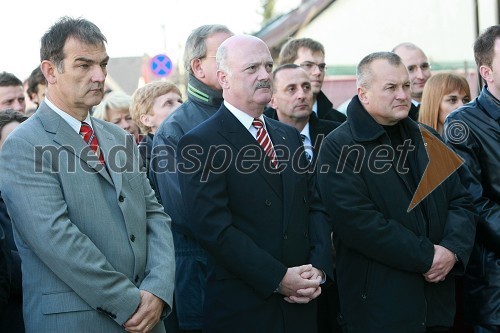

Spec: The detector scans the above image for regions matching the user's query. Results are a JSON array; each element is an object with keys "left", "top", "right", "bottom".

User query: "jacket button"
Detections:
[
  {"left": 303, "top": 196, "right": 307, "bottom": 203},
  {"left": 265, "top": 200, "right": 272, "bottom": 206},
  {"left": 303, "top": 232, "right": 308, "bottom": 238},
  {"left": 130, "top": 234, "right": 136, "bottom": 242},
  {"left": 283, "top": 234, "right": 288, "bottom": 240},
  {"left": 361, "top": 293, "right": 367, "bottom": 299},
  {"left": 135, "top": 275, "right": 139, "bottom": 283},
  {"left": 119, "top": 195, "right": 124, "bottom": 202}
]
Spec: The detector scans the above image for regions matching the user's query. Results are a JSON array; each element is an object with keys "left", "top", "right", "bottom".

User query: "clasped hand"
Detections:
[
  {"left": 423, "top": 245, "right": 456, "bottom": 283},
  {"left": 278, "top": 264, "right": 323, "bottom": 304}
]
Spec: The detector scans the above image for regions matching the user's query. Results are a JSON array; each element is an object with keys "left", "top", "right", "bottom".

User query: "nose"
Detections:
[
  {"left": 119, "top": 118, "right": 129, "bottom": 130},
  {"left": 91, "top": 66, "right": 106, "bottom": 83},
  {"left": 13, "top": 100, "right": 25, "bottom": 112},
  {"left": 396, "top": 87, "right": 409, "bottom": 100}
]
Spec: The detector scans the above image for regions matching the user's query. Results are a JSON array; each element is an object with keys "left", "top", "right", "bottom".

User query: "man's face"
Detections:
[
  {"left": 0, "top": 85, "right": 26, "bottom": 112},
  {"left": 293, "top": 47, "right": 326, "bottom": 95},
  {"left": 199, "top": 31, "right": 233, "bottom": 90},
  {"left": 220, "top": 36, "right": 274, "bottom": 111},
  {"left": 394, "top": 47, "right": 431, "bottom": 101},
  {"left": 47, "top": 37, "right": 108, "bottom": 119},
  {"left": 482, "top": 38, "right": 500, "bottom": 100},
  {"left": 270, "top": 67, "right": 313, "bottom": 122},
  {"left": 359, "top": 59, "right": 411, "bottom": 126}
]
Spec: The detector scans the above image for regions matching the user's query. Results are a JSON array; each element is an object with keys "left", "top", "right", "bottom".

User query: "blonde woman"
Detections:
[
  {"left": 419, "top": 73, "right": 471, "bottom": 135},
  {"left": 93, "top": 91, "right": 141, "bottom": 143},
  {"left": 130, "top": 81, "right": 182, "bottom": 174}
]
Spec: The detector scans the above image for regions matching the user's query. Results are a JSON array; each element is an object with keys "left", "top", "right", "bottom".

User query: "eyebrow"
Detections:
[{"left": 74, "top": 55, "right": 110, "bottom": 64}]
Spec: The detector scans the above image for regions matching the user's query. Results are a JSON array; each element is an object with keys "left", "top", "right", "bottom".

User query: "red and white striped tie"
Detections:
[
  {"left": 252, "top": 118, "right": 278, "bottom": 168},
  {"left": 80, "top": 122, "right": 105, "bottom": 165}
]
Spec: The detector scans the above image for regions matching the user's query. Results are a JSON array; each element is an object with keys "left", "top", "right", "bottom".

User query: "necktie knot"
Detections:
[{"left": 252, "top": 118, "right": 264, "bottom": 130}]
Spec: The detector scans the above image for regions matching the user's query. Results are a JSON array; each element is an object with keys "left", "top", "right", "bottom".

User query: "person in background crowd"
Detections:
[
  {"left": 0, "top": 109, "right": 28, "bottom": 332},
  {"left": 444, "top": 24, "right": 500, "bottom": 333},
  {"left": 26, "top": 66, "right": 47, "bottom": 110},
  {"left": 130, "top": 81, "right": 182, "bottom": 176},
  {"left": 393, "top": 42, "right": 432, "bottom": 120},
  {"left": 317, "top": 51, "right": 476, "bottom": 333},
  {"left": 151, "top": 24, "right": 233, "bottom": 333},
  {"left": 0, "top": 72, "right": 25, "bottom": 113},
  {"left": 419, "top": 73, "right": 471, "bottom": 135},
  {"left": 276, "top": 38, "right": 347, "bottom": 123},
  {"left": 93, "top": 90, "right": 141, "bottom": 143},
  {"left": 0, "top": 17, "right": 175, "bottom": 333}
]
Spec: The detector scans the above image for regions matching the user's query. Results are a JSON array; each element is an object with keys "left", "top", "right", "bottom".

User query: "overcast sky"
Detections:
[{"left": 1, "top": 0, "right": 300, "bottom": 80}]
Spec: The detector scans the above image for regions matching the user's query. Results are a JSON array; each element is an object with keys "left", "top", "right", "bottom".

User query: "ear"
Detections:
[
  {"left": 41, "top": 60, "right": 57, "bottom": 85},
  {"left": 191, "top": 58, "right": 205, "bottom": 79},
  {"left": 479, "top": 65, "right": 493, "bottom": 84},
  {"left": 217, "top": 70, "right": 229, "bottom": 89},
  {"left": 269, "top": 95, "right": 278, "bottom": 109},
  {"left": 358, "top": 86, "right": 369, "bottom": 104},
  {"left": 139, "top": 114, "right": 153, "bottom": 127}
]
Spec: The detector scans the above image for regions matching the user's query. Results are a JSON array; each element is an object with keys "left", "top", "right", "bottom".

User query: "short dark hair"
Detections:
[
  {"left": 40, "top": 16, "right": 107, "bottom": 72},
  {"left": 278, "top": 38, "right": 325, "bottom": 66},
  {"left": 357, "top": 52, "right": 403, "bottom": 88},
  {"left": 474, "top": 25, "right": 500, "bottom": 68},
  {"left": 0, "top": 71, "right": 23, "bottom": 88},
  {"left": 26, "top": 66, "right": 46, "bottom": 100},
  {"left": 271, "top": 64, "right": 301, "bottom": 92},
  {"left": 0, "top": 109, "right": 28, "bottom": 141}
]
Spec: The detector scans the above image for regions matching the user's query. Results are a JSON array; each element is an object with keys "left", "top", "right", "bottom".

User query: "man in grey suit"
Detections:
[{"left": 0, "top": 17, "right": 175, "bottom": 333}]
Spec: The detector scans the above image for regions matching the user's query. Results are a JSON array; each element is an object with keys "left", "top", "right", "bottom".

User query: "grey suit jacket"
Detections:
[{"left": 0, "top": 102, "right": 175, "bottom": 332}]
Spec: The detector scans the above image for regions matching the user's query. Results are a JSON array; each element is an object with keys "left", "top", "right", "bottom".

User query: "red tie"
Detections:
[
  {"left": 252, "top": 118, "right": 278, "bottom": 168},
  {"left": 80, "top": 122, "right": 105, "bottom": 165}
]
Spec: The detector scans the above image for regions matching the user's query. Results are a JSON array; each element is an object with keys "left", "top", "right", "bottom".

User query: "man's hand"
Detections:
[
  {"left": 123, "top": 290, "right": 164, "bottom": 333},
  {"left": 423, "top": 245, "right": 456, "bottom": 283},
  {"left": 279, "top": 264, "right": 322, "bottom": 304}
]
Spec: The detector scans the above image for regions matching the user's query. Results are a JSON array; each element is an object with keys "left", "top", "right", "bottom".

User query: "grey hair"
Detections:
[
  {"left": 216, "top": 42, "right": 231, "bottom": 75},
  {"left": 391, "top": 42, "right": 421, "bottom": 53},
  {"left": 183, "top": 24, "right": 233, "bottom": 74},
  {"left": 356, "top": 52, "right": 403, "bottom": 88}
]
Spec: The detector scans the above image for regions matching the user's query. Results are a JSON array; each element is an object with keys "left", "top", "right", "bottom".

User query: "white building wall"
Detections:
[{"left": 295, "top": 0, "right": 498, "bottom": 68}]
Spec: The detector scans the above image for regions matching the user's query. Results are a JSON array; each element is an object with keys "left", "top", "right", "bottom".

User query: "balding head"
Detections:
[{"left": 216, "top": 35, "right": 274, "bottom": 117}]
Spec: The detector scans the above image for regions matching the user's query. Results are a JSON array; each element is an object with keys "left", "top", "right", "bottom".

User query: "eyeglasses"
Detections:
[
  {"left": 299, "top": 62, "right": 327, "bottom": 72},
  {"left": 201, "top": 55, "right": 216, "bottom": 60}
]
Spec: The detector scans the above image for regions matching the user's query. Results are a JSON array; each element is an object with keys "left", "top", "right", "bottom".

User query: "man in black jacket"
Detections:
[
  {"left": 317, "top": 51, "right": 476, "bottom": 333},
  {"left": 444, "top": 25, "right": 500, "bottom": 333},
  {"left": 150, "top": 24, "right": 233, "bottom": 333},
  {"left": 275, "top": 38, "right": 346, "bottom": 123}
]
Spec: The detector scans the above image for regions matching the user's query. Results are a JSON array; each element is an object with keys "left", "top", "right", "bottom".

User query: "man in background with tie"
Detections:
[
  {"left": 176, "top": 35, "right": 333, "bottom": 333},
  {"left": 265, "top": 64, "right": 339, "bottom": 168},
  {"left": 0, "top": 17, "right": 174, "bottom": 333}
]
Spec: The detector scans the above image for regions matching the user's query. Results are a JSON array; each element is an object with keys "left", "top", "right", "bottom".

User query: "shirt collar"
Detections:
[
  {"left": 300, "top": 122, "right": 311, "bottom": 142},
  {"left": 45, "top": 98, "right": 92, "bottom": 133},
  {"left": 224, "top": 100, "right": 265, "bottom": 132}
]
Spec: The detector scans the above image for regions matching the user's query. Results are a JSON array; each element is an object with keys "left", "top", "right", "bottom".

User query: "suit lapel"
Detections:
[
  {"left": 265, "top": 119, "right": 295, "bottom": 229},
  {"left": 217, "top": 107, "right": 283, "bottom": 199},
  {"left": 38, "top": 104, "right": 113, "bottom": 185},
  {"left": 91, "top": 119, "right": 119, "bottom": 188}
]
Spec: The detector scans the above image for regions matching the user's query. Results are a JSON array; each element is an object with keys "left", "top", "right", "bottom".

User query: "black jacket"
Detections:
[
  {"left": 317, "top": 96, "right": 476, "bottom": 332},
  {"left": 151, "top": 75, "right": 223, "bottom": 236},
  {"left": 444, "top": 86, "right": 500, "bottom": 325},
  {"left": 316, "top": 91, "right": 347, "bottom": 123}
]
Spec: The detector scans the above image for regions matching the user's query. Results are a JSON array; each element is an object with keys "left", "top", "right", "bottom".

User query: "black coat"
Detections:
[
  {"left": 177, "top": 105, "right": 333, "bottom": 333},
  {"left": 317, "top": 96, "right": 476, "bottom": 332},
  {"left": 444, "top": 86, "right": 500, "bottom": 325}
]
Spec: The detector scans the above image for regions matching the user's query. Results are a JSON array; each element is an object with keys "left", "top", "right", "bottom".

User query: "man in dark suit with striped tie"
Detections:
[{"left": 176, "top": 35, "right": 333, "bottom": 333}]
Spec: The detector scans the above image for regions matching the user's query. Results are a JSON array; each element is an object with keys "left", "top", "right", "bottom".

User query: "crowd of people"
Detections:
[{"left": 0, "top": 15, "right": 498, "bottom": 333}]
